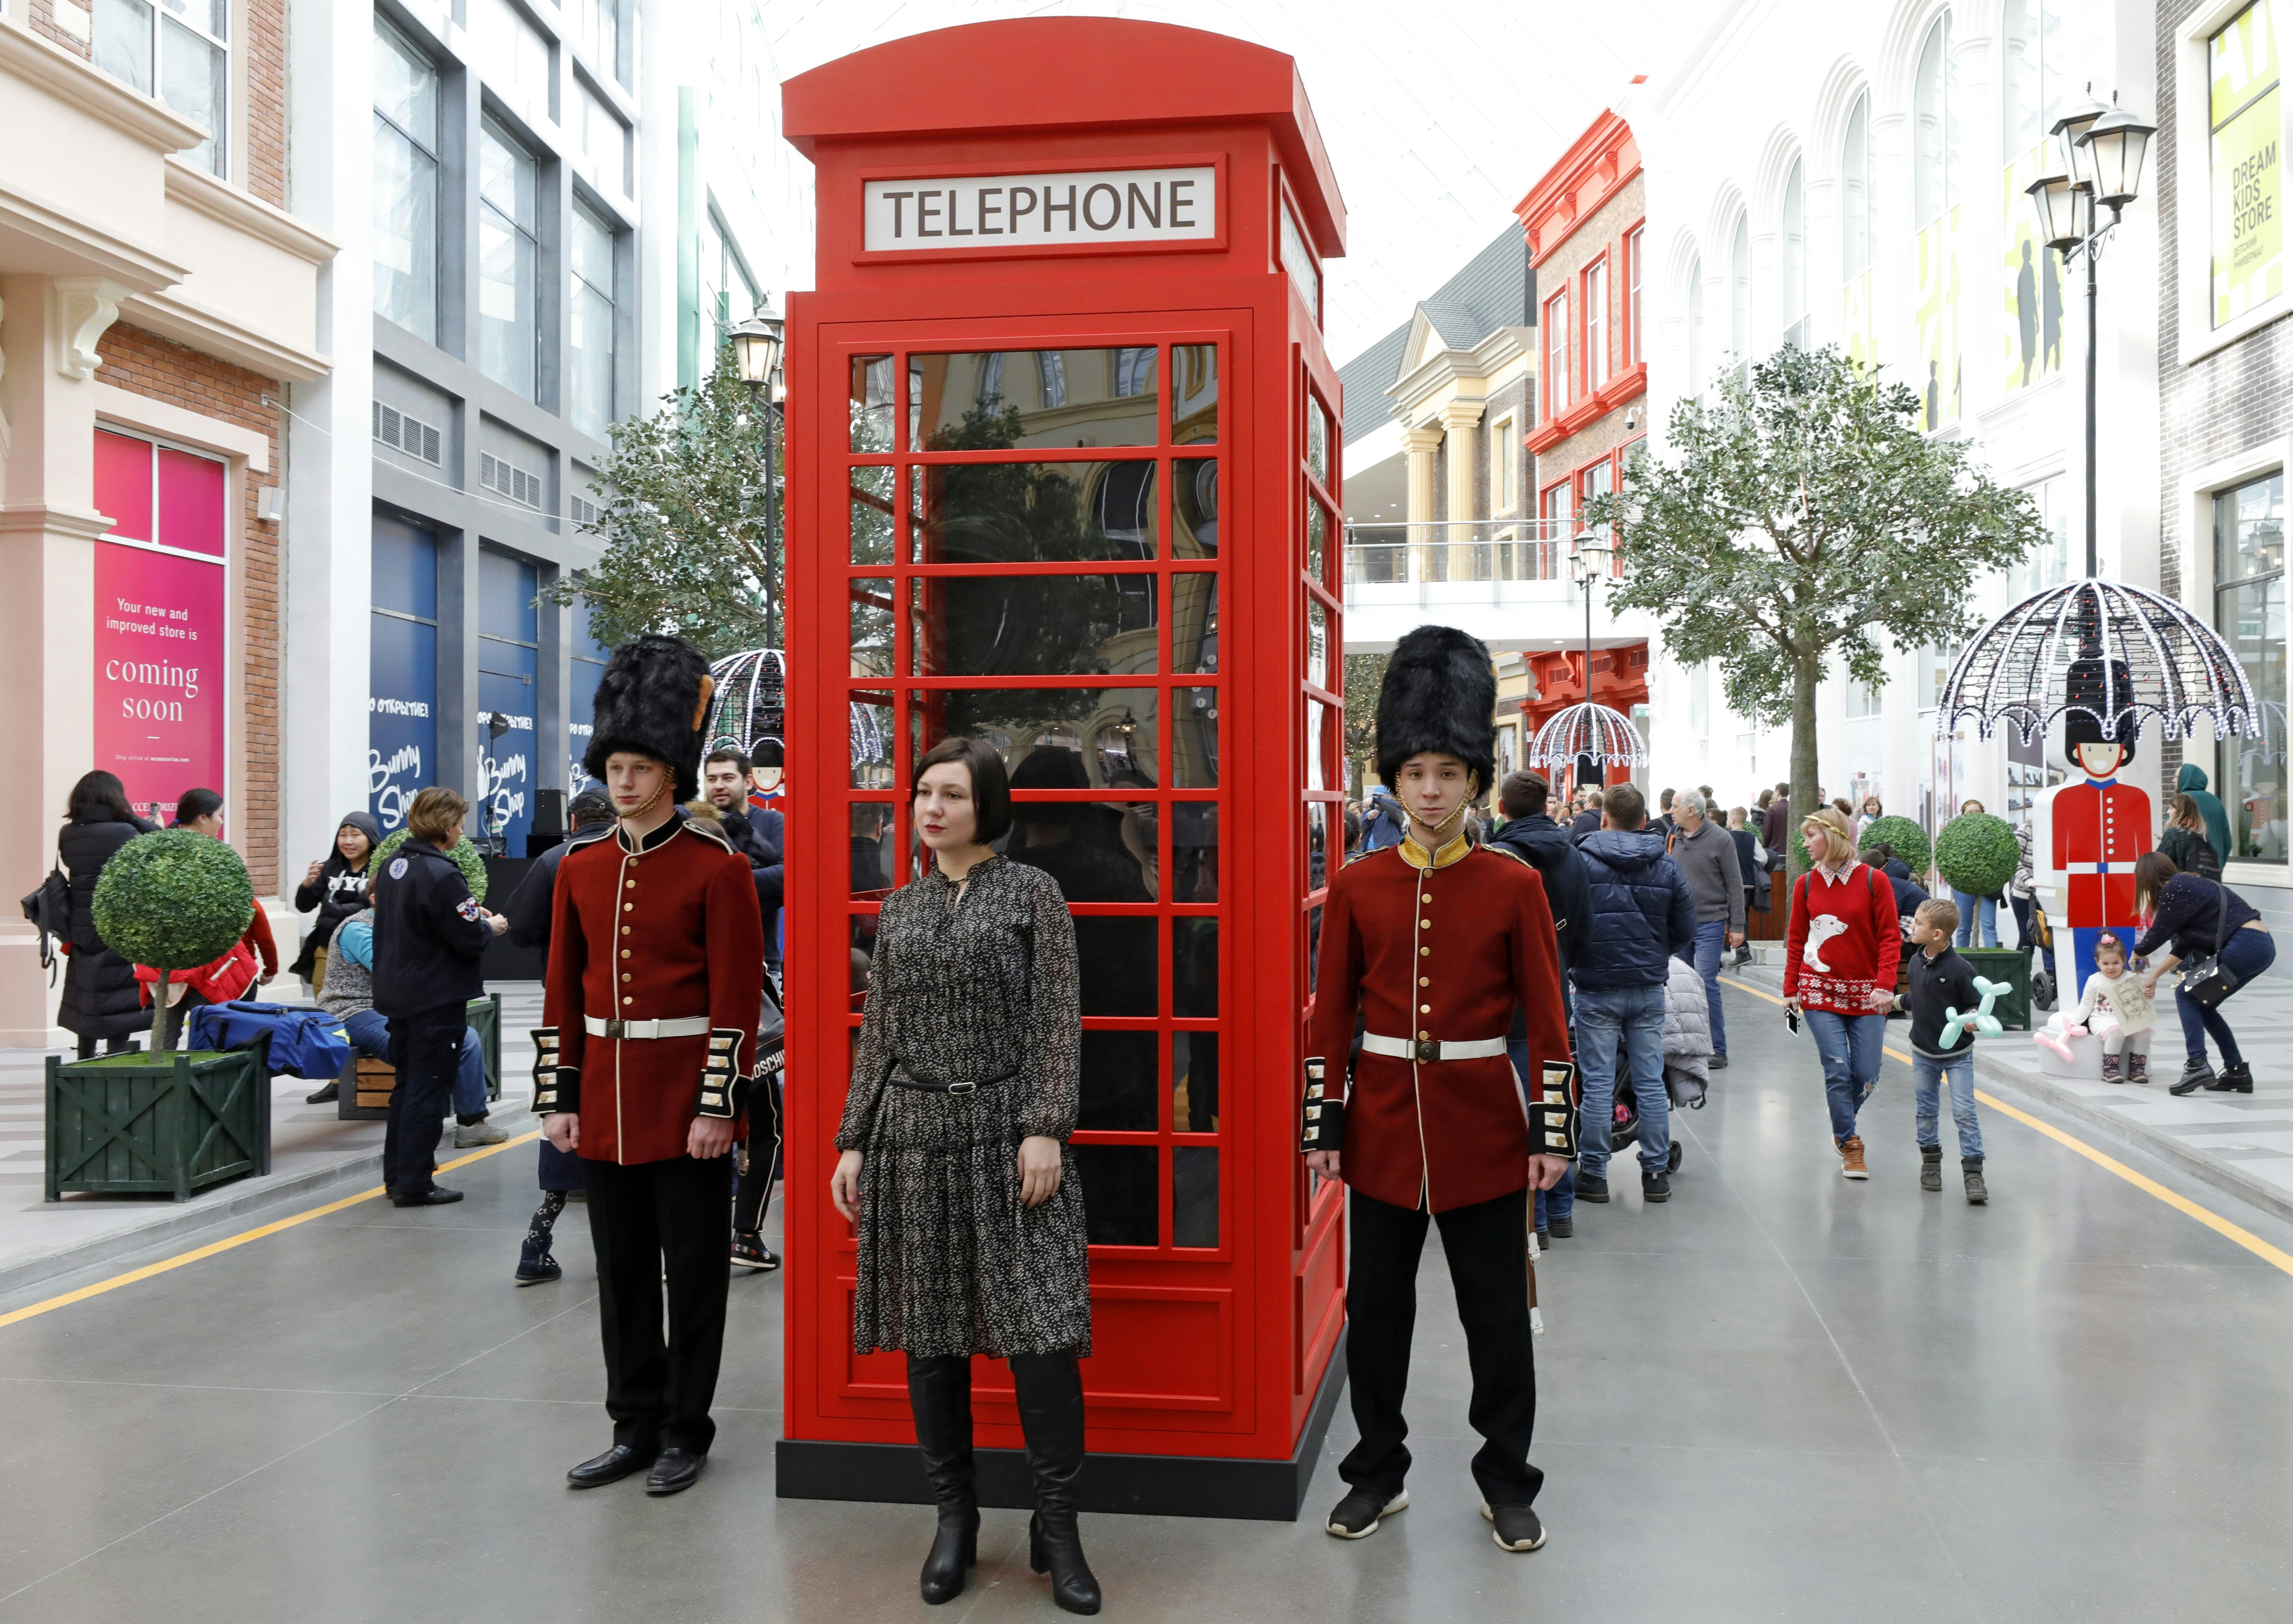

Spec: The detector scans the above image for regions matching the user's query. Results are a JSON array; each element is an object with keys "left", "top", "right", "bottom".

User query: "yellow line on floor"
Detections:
[
  {"left": 0, "top": 1131, "right": 540, "bottom": 1332},
  {"left": 1720, "top": 976, "right": 2293, "bottom": 1278}
]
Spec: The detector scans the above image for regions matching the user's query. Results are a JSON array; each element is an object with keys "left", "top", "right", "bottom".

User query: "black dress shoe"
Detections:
[
  {"left": 389, "top": 1185, "right": 464, "bottom": 1207},
  {"left": 1707, "top": 1052, "right": 1729, "bottom": 1070},
  {"left": 304, "top": 1081, "right": 339, "bottom": 1104},
  {"left": 567, "top": 1443, "right": 657, "bottom": 1489},
  {"left": 646, "top": 1448, "right": 707, "bottom": 1495}
]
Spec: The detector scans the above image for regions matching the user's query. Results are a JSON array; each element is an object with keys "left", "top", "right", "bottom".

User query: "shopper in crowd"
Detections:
[
  {"left": 2176, "top": 763, "right": 2234, "bottom": 866},
  {"left": 2133, "top": 851, "right": 2277, "bottom": 1095},
  {"left": 1360, "top": 782, "right": 1408, "bottom": 852},
  {"left": 2158, "top": 794, "right": 2222, "bottom": 881},
  {"left": 2009, "top": 819, "right": 2038, "bottom": 950},
  {"left": 143, "top": 788, "right": 277, "bottom": 1046},
  {"left": 319, "top": 876, "right": 505, "bottom": 1146},
  {"left": 1858, "top": 795, "right": 1884, "bottom": 844},
  {"left": 1568, "top": 786, "right": 1605, "bottom": 837},
  {"left": 1863, "top": 842, "right": 1931, "bottom": 930},
  {"left": 2074, "top": 930, "right": 2156, "bottom": 1085},
  {"left": 1783, "top": 807, "right": 1900, "bottom": 1180},
  {"left": 1654, "top": 787, "right": 1678, "bottom": 839},
  {"left": 1727, "top": 806, "right": 1763, "bottom": 961},
  {"left": 55, "top": 770, "right": 158, "bottom": 1059},
  {"left": 501, "top": 787, "right": 613, "bottom": 1286},
  {"left": 290, "top": 810, "right": 382, "bottom": 991},
  {"left": 709, "top": 746, "right": 791, "bottom": 1275},
  {"left": 1948, "top": 798, "right": 2003, "bottom": 948},
  {"left": 372, "top": 785, "right": 504, "bottom": 1207},
  {"left": 1491, "top": 769, "right": 1589, "bottom": 1240},
  {"left": 1761, "top": 782, "right": 1791, "bottom": 855},
  {"left": 1571, "top": 782, "right": 1696, "bottom": 1205},
  {"left": 831, "top": 737, "right": 1098, "bottom": 1611},
  {"left": 1892, "top": 898, "right": 1988, "bottom": 1203},
  {"left": 1669, "top": 792, "right": 1745, "bottom": 1067},
  {"left": 704, "top": 748, "right": 786, "bottom": 966}
]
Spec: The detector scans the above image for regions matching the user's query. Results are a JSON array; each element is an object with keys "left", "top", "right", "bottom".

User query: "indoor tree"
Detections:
[{"left": 1583, "top": 345, "right": 2044, "bottom": 877}]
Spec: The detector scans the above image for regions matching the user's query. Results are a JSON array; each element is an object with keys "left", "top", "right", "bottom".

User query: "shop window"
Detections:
[
  {"left": 477, "top": 547, "right": 540, "bottom": 856},
  {"left": 2215, "top": 471, "right": 2286, "bottom": 863},
  {"left": 473, "top": 0, "right": 552, "bottom": 126},
  {"left": 1545, "top": 290, "right": 1570, "bottom": 417},
  {"left": 570, "top": 202, "right": 619, "bottom": 439},
  {"left": 1490, "top": 416, "right": 1516, "bottom": 513},
  {"left": 370, "top": 515, "right": 440, "bottom": 831},
  {"left": 2210, "top": 3, "right": 2283, "bottom": 329},
  {"left": 1625, "top": 228, "right": 1644, "bottom": 365},
  {"left": 570, "top": 0, "right": 623, "bottom": 87},
  {"left": 95, "top": 0, "right": 227, "bottom": 176},
  {"left": 2007, "top": 475, "right": 2069, "bottom": 600},
  {"left": 1781, "top": 157, "right": 1809, "bottom": 350},
  {"left": 373, "top": 20, "right": 439, "bottom": 343}
]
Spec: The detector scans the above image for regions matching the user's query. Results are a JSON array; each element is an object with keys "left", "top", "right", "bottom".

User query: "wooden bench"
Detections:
[{"left": 335, "top": 994, "right": 503, "bottom": 1121}]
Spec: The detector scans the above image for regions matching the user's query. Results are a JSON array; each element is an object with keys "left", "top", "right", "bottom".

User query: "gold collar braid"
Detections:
[{"left": 1398, "top": 830, "right": 1473, "bottom": 870}]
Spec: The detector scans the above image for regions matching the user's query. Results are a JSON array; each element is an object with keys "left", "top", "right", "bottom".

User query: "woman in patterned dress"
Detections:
[{"left": 831, "top": 736, "right": 1099, "bottom": 1615}]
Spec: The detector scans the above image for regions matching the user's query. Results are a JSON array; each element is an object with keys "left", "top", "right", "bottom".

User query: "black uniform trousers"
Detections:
[
  {"left": 1340, "top": 1185, "right": 1541, "bottom": 1508},
  {"left": 585, "top": 1151, "right": 734, "bottom": 1456},
  {"left": 382, "top": 1003, "right": 465, "bottom": 1197}
]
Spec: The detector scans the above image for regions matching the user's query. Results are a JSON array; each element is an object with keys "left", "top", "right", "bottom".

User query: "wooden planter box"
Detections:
[
  {"left": 336, "top": 994, "right": 503, "bottom": 1121},
  {"left": 1958, "top": 947, "right": 2034, "bottom": 1032},
  {"left": 46, "top": 1048, "right": 269, "bottom": 1202}
]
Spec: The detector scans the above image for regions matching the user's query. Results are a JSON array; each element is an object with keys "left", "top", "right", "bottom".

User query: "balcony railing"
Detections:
[{"left": 1344, "top": 519, "right": 1601, "bottom": 587}]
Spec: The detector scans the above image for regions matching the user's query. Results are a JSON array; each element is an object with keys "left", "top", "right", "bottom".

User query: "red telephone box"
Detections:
[{"left": 776, "top": 18, "right": 1351, "bottom": 1519}]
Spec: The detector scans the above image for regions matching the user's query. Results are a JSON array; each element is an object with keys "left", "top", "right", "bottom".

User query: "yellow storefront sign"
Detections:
[{"left": 2213, "top": 1, "right": 2283, "bottom": 327}]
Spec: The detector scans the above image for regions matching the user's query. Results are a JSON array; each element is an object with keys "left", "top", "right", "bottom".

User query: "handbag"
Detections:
[
  {"left": 2175, "top": 883, "right": 2243, "bottom": 1012},
  {"left": 20, "top": 863, "right": 71, "bottom": 984}
]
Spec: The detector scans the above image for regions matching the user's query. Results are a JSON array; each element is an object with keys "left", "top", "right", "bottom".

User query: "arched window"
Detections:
[
  {"left": 2001, "top": 0, "right": 2064, "bottom": 159},
  {"left": 1729, "top": 213, "right": 1751, "bottom": 381},
  {"left": 1842, "top": 90, "right": 1875, "bottom": 279},
  {"left": 1914, "top": 13, "right": 1957, "bottom": 229},
  {"left": 1782, "top": 158, "right": 1808, "bottom": 349},
  {"left": 1687, "top": 252, "right": 1706, "bottom": 400}
]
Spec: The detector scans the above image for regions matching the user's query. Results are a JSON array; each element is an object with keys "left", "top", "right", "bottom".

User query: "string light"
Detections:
[{"left": 1528, "top": 701, "right": 1648, "bottom": 769}]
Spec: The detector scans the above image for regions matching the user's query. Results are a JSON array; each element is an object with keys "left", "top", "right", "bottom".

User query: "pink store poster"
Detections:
[{"left": 93, "top": 541, "right": 226, "bottom": 827}]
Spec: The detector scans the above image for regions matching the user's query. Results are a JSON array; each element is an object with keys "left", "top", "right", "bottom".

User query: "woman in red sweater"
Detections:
[{"left": 1783, "top": 807, "right": 1900, "bottom": 1179}]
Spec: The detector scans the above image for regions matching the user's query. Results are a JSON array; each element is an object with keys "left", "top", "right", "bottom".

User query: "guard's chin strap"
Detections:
[
  {"left": 619, "top": 772, "right": 670, "bottom": 829},
  {"left": 1401, "top": 774, "right": 1477, "bottom": 840}
]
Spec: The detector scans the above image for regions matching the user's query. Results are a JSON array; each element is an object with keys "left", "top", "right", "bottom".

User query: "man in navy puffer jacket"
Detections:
[{"left": 1570, "top": 782, "right": 1698, "bottom": 1206}]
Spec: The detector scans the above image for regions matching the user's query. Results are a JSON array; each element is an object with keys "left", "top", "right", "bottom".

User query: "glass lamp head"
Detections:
[
  {"left": 2078, "top": 101, "right": 2155, "bottom": 210},
  {"left": 728, "top": 305, "right": 784, "bottom": 390},
  {"left": 2052, "top": 87, "right": 2112, "bottom": 189}
]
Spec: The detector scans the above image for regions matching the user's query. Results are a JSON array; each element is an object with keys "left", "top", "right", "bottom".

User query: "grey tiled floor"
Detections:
[{"left": 0, "top": 982, "right": 2291, "bottom": 1621}]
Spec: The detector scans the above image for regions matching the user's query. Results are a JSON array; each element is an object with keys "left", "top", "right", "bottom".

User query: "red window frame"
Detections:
[
  {"left": 1581, "top": 252, "right": 1610, "bottom": 393},
  {"left": 1544, "top": 288, "right": 1570, "bottom": 419},
  {"left": 1623, "top": 225, "right": 1645, "bottom": 366}
]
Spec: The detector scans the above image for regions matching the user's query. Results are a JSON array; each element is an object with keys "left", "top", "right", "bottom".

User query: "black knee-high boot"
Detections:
[
  {"left": 906, "top": 1354, "right": 977, "bottom": 1605},
  {"left": 1011, "top": 1350, "right": 1100, "bottom": 1616}
]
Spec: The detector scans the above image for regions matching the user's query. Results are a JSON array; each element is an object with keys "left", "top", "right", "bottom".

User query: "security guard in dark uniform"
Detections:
[{"left": 372, "top": 785, "right": 501, "bottom": 1206}]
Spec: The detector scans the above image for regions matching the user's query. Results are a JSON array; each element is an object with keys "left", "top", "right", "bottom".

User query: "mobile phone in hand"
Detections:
[{"left": 1785, "top": 1006, "right": 1800, "bottom": 1035}]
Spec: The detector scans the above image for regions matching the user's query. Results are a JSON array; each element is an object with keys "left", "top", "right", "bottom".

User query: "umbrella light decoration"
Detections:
[
  {"left": 1528, "top": 700, "right": 1648, "bottom": 770},
  {"left": 1933, "top": 579, "right": 2261, "bottom": 748}
]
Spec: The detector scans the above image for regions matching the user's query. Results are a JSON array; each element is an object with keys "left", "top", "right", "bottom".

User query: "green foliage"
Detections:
[
  {"left": 374, "top": 828, "right": 490, "bottom": 903},
  {"left": 91, "top": 830, "right": 252, "bottom": 970},
  {"left": 1584, "top": 346, "right": 2044, "bottom": 875},
  {"left": 1858, "top": 814, "right": 1932, "bottom": 877},
  {"left": 549, "top": 345, "right": 781, "bottom": 658},
  {"left": 1343, "top": 652, "right": 1389, "bottom": 792},
  {"left": 1935, "top": 812, "right": 2019, "bottom": 896}
]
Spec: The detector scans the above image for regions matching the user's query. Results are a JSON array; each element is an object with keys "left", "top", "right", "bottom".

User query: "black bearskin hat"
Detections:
[
  {"left": 2063, "top": 656, "right": 2138, "bottom": 764},
  {"left": 1375, "top": 624, "right": 1497, "bottom": 796},
  {"left": 584, "top": 635, "right": 715, "bottom": 801}
]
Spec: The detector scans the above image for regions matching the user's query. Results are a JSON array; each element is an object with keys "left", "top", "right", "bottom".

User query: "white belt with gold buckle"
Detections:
[
  {"left": 584, "top": 1015, "right": 712, "bottom": 1040},
  {"left": 1362, "top": 1033, "right": 1510, "bottom": 1064}
]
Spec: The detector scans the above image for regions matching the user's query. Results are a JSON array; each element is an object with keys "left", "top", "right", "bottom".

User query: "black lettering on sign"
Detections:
[
  {"left": 979, "top": 187, "right": 1004, "bottom": 234},
  {"left": 1045, "top": 186, "right": 1077, "bottom": 231},
  {"left": 1084, "top": 183, "right": 1121, "bottom": 231},
  {"left": 1169, "top": 179, "right": 1195, "bottom": 228},
  {"left": 917, "top": 191, "right": 943, "bottom": 237},
  {"left": 883, "top": 191, "right": 914, "bottom": 237},
  {"left": 1011, "top": 187, "right": 1038, "bottom": 230},
  {"left": 948, "top": 189, "right": 974, "bottom": 236},
  {"left": 1127, "top": 181, "right": 1161, "bottom": 229}
]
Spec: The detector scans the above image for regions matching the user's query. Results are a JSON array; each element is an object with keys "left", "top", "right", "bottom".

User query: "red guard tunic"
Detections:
[
  {"left": 536, "top": 813, "right": 765, "bottom": 1164},
  {"left": 2053, "top": 775, "right": 2152, "bottom": 931},
  {"left": 1307, "top": 837, "right": 1574, "bottom": 1213}
]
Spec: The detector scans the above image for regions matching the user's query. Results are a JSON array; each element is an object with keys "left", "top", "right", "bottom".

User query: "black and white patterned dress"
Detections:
[{"left": 836, "top": 854, "right": 1090, "bottom": 1358}]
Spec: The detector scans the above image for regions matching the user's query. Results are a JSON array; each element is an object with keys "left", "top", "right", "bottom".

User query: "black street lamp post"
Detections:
[{"left": 728, "top": 304, "right": 787, "bottom": 652}]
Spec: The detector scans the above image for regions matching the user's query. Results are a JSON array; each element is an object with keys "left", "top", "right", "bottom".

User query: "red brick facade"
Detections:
[
  {"left": 26, "top": 0, "right": 92, "bottom": 59},
  {"left": 94, "top": 322, "right": 284, "bottom": 894}
]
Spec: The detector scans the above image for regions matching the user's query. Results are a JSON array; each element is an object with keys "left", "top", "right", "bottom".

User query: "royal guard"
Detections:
[
  {"left": 2034, "top": 654, "right": 2152, "bottom": 999},
  {"left": 536, "top": 635, "right": 766, "bottom": 1498},
  {"left": 1301, "top": 624, "right": 1577, "bottom": 1554}
]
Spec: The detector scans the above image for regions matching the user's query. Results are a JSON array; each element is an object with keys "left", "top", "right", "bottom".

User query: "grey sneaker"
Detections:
[
  {"left": 454, "top": 1119, "right": 510, "bottom": 1147},
  {"left": 1326, "top": 1488, "right": 1407, "bottom": 1539},
  {"left": 1482, "top": 1501, "right": 1548, "bottom": 1552}
]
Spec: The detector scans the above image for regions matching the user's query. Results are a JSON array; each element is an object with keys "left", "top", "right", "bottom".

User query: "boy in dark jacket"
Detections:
[
  {"left": 1492, "top": 770, "right": 1592, "bottom": 1237},
  {"left": 1570, "top": 783, "right": 1698, "bottom": 1206},
  {"left": 1892, "top": 898, "right": 1989, "bottom": 1204}
]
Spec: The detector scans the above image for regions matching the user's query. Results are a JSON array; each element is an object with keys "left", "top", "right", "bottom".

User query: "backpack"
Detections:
[
  {"left": 186, "top": 1001, "right": 353, "bottom": 1079},
  {"left": 19, "top": 863, "right": 70, "bottom": 985}
]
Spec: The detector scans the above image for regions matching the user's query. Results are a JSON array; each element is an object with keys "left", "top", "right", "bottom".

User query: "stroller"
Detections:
[
  {"left": 2025, "top": 894, "right": 2058, "bottom": 1012},
  {"left": 1607, "top": 956, "right": 1709, "bottom": 1174}
]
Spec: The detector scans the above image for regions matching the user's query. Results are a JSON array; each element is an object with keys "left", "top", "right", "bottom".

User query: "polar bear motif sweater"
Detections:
[{"left": 1783, "top": 860, "right": 1901, "bottom": 1015}]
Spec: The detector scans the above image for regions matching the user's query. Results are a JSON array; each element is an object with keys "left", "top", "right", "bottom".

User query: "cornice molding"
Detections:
[
  {"left": 0, "top": 15, "right": 206, "bottom": 152},
  {"left": 0, "top": 502, "right": 114, "bottom": 540},
  {"left": 0, "top": 175, "right": 183, "bottom": 292},
  {"left": 1515, "top": 110, "right": 1642, "bottom": 267},
  {"left": 119, "top": 289, "right": 332, "bottom": 382},
  {"left": 164, "top": 159, "right": 340, "bottom": 265}
]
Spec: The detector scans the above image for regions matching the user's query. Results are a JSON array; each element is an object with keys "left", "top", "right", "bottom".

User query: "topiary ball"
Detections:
[
  {"left": 1935, "top": 811, "right": 2020, "bottom": 898},
  {"left": 1858, "top": 814, "right": 1931, "bottom": 878},
  {"left": 91, "top": 829, "right": 254, "bottom": 970},
  {"left": 374, "top": 827, "right": 489, "bottom": 902}
]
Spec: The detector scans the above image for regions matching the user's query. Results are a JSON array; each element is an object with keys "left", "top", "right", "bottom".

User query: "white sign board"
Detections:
[{"left": 863, "top": 166, "right": 1218, "bottom": 253}]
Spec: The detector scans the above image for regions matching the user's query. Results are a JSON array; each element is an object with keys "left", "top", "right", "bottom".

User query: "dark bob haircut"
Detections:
[
  {"left": 65, "top": 770, "right": 134, "bottom": 824},
  {"left": 172, "top": 787, "right": 224, "bottom": 828},
  {"left": 912, "top": 736, "right": 1012, "bottom": 845}
]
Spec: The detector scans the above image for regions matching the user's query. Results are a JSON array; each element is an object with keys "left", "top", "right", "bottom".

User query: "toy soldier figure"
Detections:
[
  {"left": 1303, "top": 625, "right": 1577, "bottom": 1553},
  {"left": 2033, "top": 652, "right": 2152, "bottom": 1002},
  {"left": 536, "top": 635, "right": 766, "bottom": 1497}
]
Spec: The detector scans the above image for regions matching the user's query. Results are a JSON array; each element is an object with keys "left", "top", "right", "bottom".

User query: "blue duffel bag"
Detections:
[{"left": 187, "top": 1001, "right": 352, "bottom": 1080}]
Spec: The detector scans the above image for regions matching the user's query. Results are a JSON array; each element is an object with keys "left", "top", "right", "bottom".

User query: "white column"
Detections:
[
  {"left": 1401, "top": 423, "right": 1443, "bottom": 583},
  {"left": 282, "top": 2, "right": 376, "bottom": 919}
]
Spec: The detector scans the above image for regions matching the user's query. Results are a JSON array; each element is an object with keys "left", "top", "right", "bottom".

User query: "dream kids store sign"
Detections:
[{"left": 862, "top": 165, "right": 1219, "bottom": 253}]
